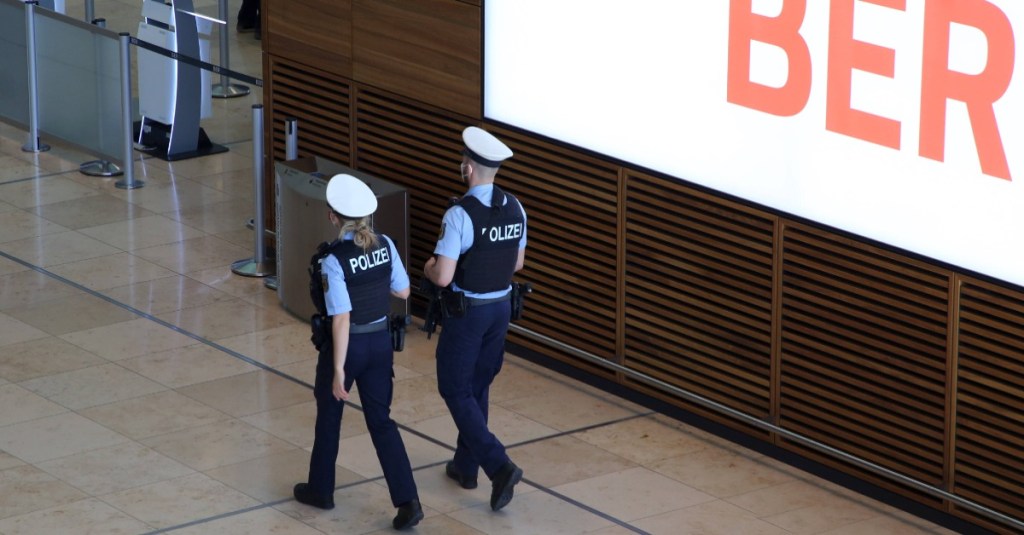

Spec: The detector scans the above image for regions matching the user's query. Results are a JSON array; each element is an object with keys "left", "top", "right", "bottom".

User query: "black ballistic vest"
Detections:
[
  {"left": 332, "top": 237, "right": 392, "bottom": 324},
  {"left": 454, "top": 187, "right": 524, "bottom": 293}
]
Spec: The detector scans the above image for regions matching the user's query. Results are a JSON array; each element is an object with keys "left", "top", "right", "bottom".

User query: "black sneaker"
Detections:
[
  {"left": 489, "top": 461, "right": 523, "bottom": 511},
  {"left": 293, "top": 483, "right": 335, "bottom": 510},
  {"left": 393, "top": 498, "right": 424, "bottom": 530},
  {"left": 445, "top": 461, "right": 478, "bottom": 489}
]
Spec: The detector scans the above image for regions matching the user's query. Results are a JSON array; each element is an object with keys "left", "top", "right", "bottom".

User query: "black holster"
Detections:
[
  {"left": 441, "top": 290, "right": 468, "bottom": 319},
  {"left": 389, "top": 314, "right": 411, "bottom": 352},
  {"left": 310, "top": 313, "right": 331, "bottom": 350},
  {"left": 511, "top": 282, "right": 533, "bottom": 321}
]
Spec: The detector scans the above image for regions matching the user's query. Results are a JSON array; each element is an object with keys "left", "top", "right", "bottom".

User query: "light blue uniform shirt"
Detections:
[
  {"left": 322, "top": 233, "right": 409, "bottom": 322},
  {"left": 434, "top": 184, "right": 528, "bottom": 298}
]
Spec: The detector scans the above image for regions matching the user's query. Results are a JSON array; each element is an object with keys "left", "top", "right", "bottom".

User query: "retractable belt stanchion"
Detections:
[
  {"left": 232, "top": 104, "right": 273, "bottom": 277},
  {"left": 115, "top": 33, "right": 142, "bottom": 190},
  {"left": 81, "top": 18, "right": 126, "bottom": 178},
  {"left": 22, "top": 1, "right": 50, "bottom": 153},
  {"left": 84, "top": 0, "right": 93, "bottom": 23},
  {"left": 211, "top": 0, "right": 249, "bottom": 98},
  {"left": 262, "top": 117, "right": 299, "bottom": 291}
]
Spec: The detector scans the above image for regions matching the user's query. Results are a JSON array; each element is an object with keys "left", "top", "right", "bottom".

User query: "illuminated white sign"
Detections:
[{"left": 485, "top": 0, "right": 1024, "bottom": 287}]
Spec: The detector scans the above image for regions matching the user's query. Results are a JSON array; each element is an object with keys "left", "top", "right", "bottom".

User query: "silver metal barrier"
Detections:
[
  {"left": 211, "top": 0, "right": 249, "bottom": 98},
  {"left": 115, "top": 33, "right": 140, "bottom": 189},
  {"left": 80, "top": 17, "right": 123, "bottom": 177},
  {"left": 232, "top": 104, "right": 273, "bottom": 277},
  {"left": 285, "top": 117, "right": 298, "bottom": 160},
  {"left": 22, "top": 1, "right": 50, "bottom": 153}
]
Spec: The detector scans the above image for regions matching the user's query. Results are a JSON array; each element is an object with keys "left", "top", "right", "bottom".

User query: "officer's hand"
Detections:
[{"left": 332, "top": 371, "right": 349, "bottom": 401}]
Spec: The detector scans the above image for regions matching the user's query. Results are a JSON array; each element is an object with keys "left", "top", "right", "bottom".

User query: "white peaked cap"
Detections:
[
  {"left": 326, "top": 174, "right": 377, "bottom": 218},
  {"left": 463, "top": 126, "right": 513, "bottom": 166}
]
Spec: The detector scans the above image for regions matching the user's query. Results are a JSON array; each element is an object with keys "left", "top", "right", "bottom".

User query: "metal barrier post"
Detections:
[
  {"left": 80, "top": 19, "right": 124, "bottom": 177},
  {"left": 84, "top": 0, "right": 93, "bottom": 23},
  {"left": 115, "top": 33, "right": 142, "bottom": 189},
  {"left": 285, "top": 117, "right": 298, "bottom": 160},
  {"left": 22, "top": 1, "right": 50, "bottom": 153},
  {"left": 211, "top": 0, "right": 250, "bottom": 98},
  {"left": 232, "top": 105, "right": 273, "bottom": 277}
]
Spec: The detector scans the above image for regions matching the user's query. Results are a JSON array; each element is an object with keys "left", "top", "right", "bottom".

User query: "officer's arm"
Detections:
[
  {"left": 424, "top": 254, "right": 457, "bottom": 287},
  {"left": 515, "top": 248, "right": 525, "bottom": 273}
]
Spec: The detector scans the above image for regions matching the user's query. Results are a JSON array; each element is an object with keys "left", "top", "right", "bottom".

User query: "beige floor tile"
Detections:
[
  {"left": 0, "top": 254, "right": 30, "bottom": 276},
  {"left": 11, "top": 145, "right": 89, "bottom": 174},
  {"left": 0, "top": 451, "right": 25, "bottom": 470},
  {"left": 0, "top": 210, "right": 69, "bottom": 245},
  {"left": 274, "top": 482, "right": 424, "bottom": 534},
  {"left": 47, "top": 251, "right": 178, "bottom": 291},
  {"left": 166, "top": 507, "right": 325, "bottom": 535},
  {"left": 134, "top": 235, "right": 250, "bottom": 274},
  {"left": 488, "top": 359, "right": 573, "bottom": 403},
  {"left": 102, "top": 274, "right": 235, "bottom": 315},
  {"left": 276, "top": 359, "right": 318, "bottom": 388},
  {"left": 241, "top": 400, "right": 319, "bottom": 448},
  {"left": 389, "top": 374, "right": 452, "bottom": 425},
  {"left": 0, "top": 312, "right": 49, "bottom": 348},
  {"left": 0, "top": 156, "right": 42, "bottom": 183},
  {"left": 189, "top": 168, "right": 256, "bottom": 200},
  {"left": 649, "top": 445, "right": 796, "bottom": 498},
  {"left": 107, "top": 179, "right": 233, "bottom": 214},
  {"left": 166, "top": 198, "right": 253, "bottom": 235},
  {"left": 0, "top": 230, "right": 122, "bottom": 268},
  {"left": 141, "top": 418, "right": 296, "bottom": 471},
  {"left": 100, "top": 472, "right": 261, "bottom": 529},
  {"left": 215, "top": 323, "right": 318, "bottom": 368},
  {"left": 411, "top": 405, "right": 560, "bottom": 449},
  {"left": 0, "top": 337, "right": 107, "bottom": 383},
  {"left": 0, "top": 176, "right": 101, "bottom": 209},
  {"left": 29, "top": 193, "right": 154, "bottom": 230},
  {"left": 498, "top": 386, "right": 643, "bottom": 432},
  {"left": 336, "top": 429, "right": 452, "bottom": 480},
  {"left": 0, "top": 269, "right": 82, "bottom": 312},
  {"left": 553, "top": 466, "right": 715, "bottom": 522},
  {"left": 187, "top": 264, "right": 281, "bottom": 299},
  {"left": 0, "top": 465, "right": 88, "bottom": 521},
  {"left": 448, "top": 489, "right": 614, "bottom": 534},
  {"left": 0, "top": 384, "right": 68, "bottom": 427},
  {"left": 156, "top": 297, "right": 292, "bottom": 340},
  {"left": 365, "top": 514, "right": 486, "bottom": 535},
  {"left": 762, "top": 499, "right": 882, "bottom": 535},
  {"left": 0, "top": 412, "right": 128, "bottom": 464},
  {"left": 205, "top": 448, "right": 363, "bottom": 504},
  {"left": 60, "top": 317, "right": 200, "bottom": 361},
  {"left": 119, "top": 343, "right": 259, "bottom": 388},
  {"left": 80, "top": 214, "right": 207, "bottom": 251},
  {"left": 146, "top": 150, "right": 254, "bottom": 180},
  {"left": 38, "top": 441, "right": 195, "bottom": 496},
  {"left": 817, "top": 514, "right": 952, "bottom": 535},
  {"left": 634, "top": 500, "right": 793, "bottom": 535},
  {"left": 408, "top": 464, "right": 499, "bottom": 515},
  {"left": 511, "top": 435, "right": 637, "bottom": 488},
  {"left": 0, "top": 497, "right": 151, "bottom": 535},
  {"left": 572, "top": 414, "right": 711, "bottom": 466},
  {"left": 728, "top": 479, "right": 858, "bottom": 517},
  {"left": 79, "top": 390, "right": 231, "bottom": 440},
  {"left": 177, "top": 370, "right": 313, "bottom": 417},
  {"left": 19, "top": 362, "right": 167, "bottom": 410},
  {"left": 4, "top": 292, "right": 137, "bottom": 336}
]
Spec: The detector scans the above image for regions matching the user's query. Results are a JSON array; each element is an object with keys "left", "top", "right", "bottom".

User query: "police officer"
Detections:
[
  {"left": 423, "top": 126, "right": 527, "bottom": 512},
  {"left": 294, "top": 174, "right": 423, "bottom": 530}
]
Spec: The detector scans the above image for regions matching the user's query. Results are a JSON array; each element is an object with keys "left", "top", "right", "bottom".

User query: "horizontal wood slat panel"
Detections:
[
  {"left": 267, "top": 58, "right": 352, "bottom": 165},
  {"left": 623, "top": 170, "right": 775, "bottom": 427},
  {"left": 485, "top": 125, "right": 620, "bottom": 361},
  {"left": 780, "top": 222, "right": 948, "bottom": 504},
  {"left": 955, "top": 277, "right": 1024, "bottom": 532}
]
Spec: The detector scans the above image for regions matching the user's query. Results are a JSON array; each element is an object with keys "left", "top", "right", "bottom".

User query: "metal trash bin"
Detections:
[{"left": 275, "top": 157, "right": 409, "bottom": 321}]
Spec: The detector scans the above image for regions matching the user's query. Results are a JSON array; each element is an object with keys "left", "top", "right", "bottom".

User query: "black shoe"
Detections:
[
  {"left": 445, "top": 461, "right": 478, "bottom": 489},
  {"left": 489, "top": 461, "right": 523, "bottom": 511},
  {"left": 236, "top": 19, "right": 255, "bottom": 33},
  {"left": 393, "top": 498, "right": 424, "bottom": 530},
  {"left": 293, "top": 483, "right": 335, "bottom": 510}
]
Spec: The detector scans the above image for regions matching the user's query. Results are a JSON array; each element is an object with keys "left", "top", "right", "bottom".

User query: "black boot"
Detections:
[
  {"left": 445, "top": 461, "right": 478, "bottom": 489},
  {"left": 490, "top": 461, "right": 523, "bottom": 511},
  {"left": 393, "top": 498, "right": 424, "bottom": 530},
  {"left": 293, "top": 483, "right": 335, "bottom": 510}
]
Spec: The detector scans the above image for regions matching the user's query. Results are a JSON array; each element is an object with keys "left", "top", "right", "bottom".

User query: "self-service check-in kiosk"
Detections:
[{"left": 135, "top": 0, "right": 226, "bottom": 160}]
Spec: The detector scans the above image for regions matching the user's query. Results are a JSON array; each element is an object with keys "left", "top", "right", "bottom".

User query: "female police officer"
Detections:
[
  {"left": 293, "top": 174, "right": 423, "bottom": 530},
  {"left": 423, "top": 127, "right": 527, "bottom": 512}
]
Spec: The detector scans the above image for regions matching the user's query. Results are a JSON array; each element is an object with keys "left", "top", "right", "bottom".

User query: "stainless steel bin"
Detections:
[{"left": 275, "top": 157, "right": 409, "bottom": 321}]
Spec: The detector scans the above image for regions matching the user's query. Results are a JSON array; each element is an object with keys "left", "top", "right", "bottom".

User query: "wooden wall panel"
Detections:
[
  {"left": 265, "top": 0, "right": 353, "bottom": 76},
  {"left": 623, "top": 170, "right": 775, "bottom": 432},
  {"left": 266, "top": 57, "right": 352, "bottom": 165},
  {"left": 779, "top": 223, "right": 949, "bottom": 503},
  {"left": 955, "top": 277, "right": 1024, "bottom": 534},
  {"left": 353, "top": 0, "right": 481, "bottom": 118}
]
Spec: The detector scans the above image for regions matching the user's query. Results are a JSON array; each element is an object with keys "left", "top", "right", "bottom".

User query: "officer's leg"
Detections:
[
  {"left": 357, "top": 332, "right": 418, "bottom": 507},
  {"left": 307, "top": 347, "right": 346, "bottom": 498},
  {"left": 437, "top": 310, "right": 508, "bottom": 478}
]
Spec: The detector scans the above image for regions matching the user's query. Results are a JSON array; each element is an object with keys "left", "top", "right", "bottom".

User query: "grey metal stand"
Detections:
[
  {"left": 211, "top": 0, "right": 249, "bottom": 98},
  {"left": 232, "top": 104, "right": 273, "bottom": 277},
  {"left": 115, "top": 33, "right": 142, "bottom": 190},
  {"left": 22, "top": 1, "right": 50, "bottom": 154}
]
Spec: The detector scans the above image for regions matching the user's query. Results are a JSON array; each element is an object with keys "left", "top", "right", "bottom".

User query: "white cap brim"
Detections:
[
  {"left": 463, "top": 126, "right": 512, "bottom": 166},
  {"left": 326, "top": 174, "right": 377, "bottom": 218}
]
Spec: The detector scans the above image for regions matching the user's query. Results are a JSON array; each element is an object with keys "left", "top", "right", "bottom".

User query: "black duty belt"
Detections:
[
  {"left": 350, "top": 320, "right": 389, "bottom": 334},
  {"left": 466, "top": 293, "right": 511, "bottom": 307}
]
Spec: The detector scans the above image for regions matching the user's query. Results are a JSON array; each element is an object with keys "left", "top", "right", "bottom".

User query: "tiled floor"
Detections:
[{"left": 0, "top": 2, "right": 966, "bottom": 534}]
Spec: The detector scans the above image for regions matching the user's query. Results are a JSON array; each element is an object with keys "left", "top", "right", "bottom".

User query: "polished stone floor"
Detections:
[{"left": 0, "top": 1, "right": 966, "bottom": 534}]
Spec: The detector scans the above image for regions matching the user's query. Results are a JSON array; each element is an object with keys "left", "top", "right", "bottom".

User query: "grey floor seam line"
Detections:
[
  {"left": 0, "top": 168, "right": 80, "bottom": 186},
  {"left": 0, "top": 248, "right": 654, "bottom": 535}
]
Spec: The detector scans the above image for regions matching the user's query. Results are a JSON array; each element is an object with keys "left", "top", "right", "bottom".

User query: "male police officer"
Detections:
[{"left": 423, "top": 126, "right": 527, "bottom": 511}]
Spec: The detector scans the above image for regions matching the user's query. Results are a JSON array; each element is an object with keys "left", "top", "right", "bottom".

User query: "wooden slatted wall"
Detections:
[
  {"left": 623, "top": 170, "right": 775, "bottom": 432},
  {"left": 955, "top": 277, "right": 1024, "bottom": 534},
  {"left": 487, "top": 126, "right": 621, "bottom": 374},
  {"left": 266, "top": 57, "right": 352, "bottom": 165},
  {"left": 779, "top": 223, "right": 949, "bottom": 504}
]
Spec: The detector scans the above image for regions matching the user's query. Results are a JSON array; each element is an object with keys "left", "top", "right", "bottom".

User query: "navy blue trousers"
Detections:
[
  {"left": 436, "top": 300, "right": 512, "bottom": 480},
  {"left": 307, "top": 330, "right": 417, "bottom": 507}
]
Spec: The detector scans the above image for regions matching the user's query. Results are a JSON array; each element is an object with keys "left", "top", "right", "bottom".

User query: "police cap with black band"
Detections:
[
  {"left": 326, "top": 174, "right": 377, "bottom": 218},
  {"left": 463, "top": 126, "right": 513, "bottom": 167}
]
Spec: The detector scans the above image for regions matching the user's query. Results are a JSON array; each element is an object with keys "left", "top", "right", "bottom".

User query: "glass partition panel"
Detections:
[{"left": 0, "top": 0, "right": 29, "bottom": 127}]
